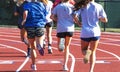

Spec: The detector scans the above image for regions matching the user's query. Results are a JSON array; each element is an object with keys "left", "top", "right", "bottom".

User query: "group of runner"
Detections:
[{"left": 14, "top": 0, "right": 108, "bottom": 72}]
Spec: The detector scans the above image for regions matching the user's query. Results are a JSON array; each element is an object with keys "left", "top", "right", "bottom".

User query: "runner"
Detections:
[
  {"left": 14, "top": 0, "right": 31, "bottom": 57},
  {"left": 51, "top": 0, "right": 75, "bottom": 71},
  {"left": 41, "top": 0, "right": 54, "bottom": 54},
  {"left": 21, "top": 0, "right": 47, "bottom": 70},
  {"left": 73, "top": 0, "right": 108, "bottom": 72}
]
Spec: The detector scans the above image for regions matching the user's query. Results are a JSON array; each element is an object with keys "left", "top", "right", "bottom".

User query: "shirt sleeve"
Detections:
[
  {"left": 23, "top": 3, "right": 30, "bottom": 11},
  {"left": 99, "top": 5, "right": 107, "bottom": 18}
]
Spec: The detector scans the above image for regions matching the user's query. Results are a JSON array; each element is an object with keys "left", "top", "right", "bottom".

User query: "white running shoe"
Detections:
[
  {"left": 31, "top": 64, "right": 37, "bottom": 70},
  {"left": 59, "top": 38, "right": 65, "bottom": 52},
  {"left": 63, "top": 65, "right": 68, "bottom": 71},
  {"left": 84, "top": 49, "right": 92, "bottom": 64}
]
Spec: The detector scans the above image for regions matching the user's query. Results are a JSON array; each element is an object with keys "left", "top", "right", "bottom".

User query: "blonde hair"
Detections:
[
  {"left": 39, "top": 0, "right": 48, "bottom": 5},
  {"left": 16, "top": 0, "right": 25, "bottom": 6}
]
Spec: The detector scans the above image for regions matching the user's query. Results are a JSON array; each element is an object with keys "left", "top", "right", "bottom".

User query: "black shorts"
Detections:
[
  {"left": 18, "top": 24, "right": 24, "bottom": 29},
  {"left": 45, "top": 21, "right": 53, "bottom": 27},
  {"left": 57, "top": 32, "right": 73, "bottom": 38},
  {"left": 25, "top": 27, "right": 45, "bottom": 39},
  {"left": 81, "top": 36, "right": 100, "bottom": 42}
]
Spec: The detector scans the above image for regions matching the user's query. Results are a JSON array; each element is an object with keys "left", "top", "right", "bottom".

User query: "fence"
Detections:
[
  {"left": 0, "top": 0, "right": 17, "bottom": 26},
  {"left": 96, "top": 0, "right": 120, "bottom": 28}
]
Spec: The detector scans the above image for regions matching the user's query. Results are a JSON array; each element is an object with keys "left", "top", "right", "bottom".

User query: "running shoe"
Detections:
[
  {"left": 31, "top": 64, "right": 37, "bottom": 70},
  {"left": 37, "top": 44, "right": 44, "bottom": 56},
  {"left": 83, "top": 49, "right": 92, "bottom": 64},
  {"left": 27, "top": 48, "right": 31, "bottom": 57},
  {"left": 59, "top": 38, "right": 65, "bottom": 52},
  {"left": 63, "top": 65, "right": 68, "bottom": 71}
]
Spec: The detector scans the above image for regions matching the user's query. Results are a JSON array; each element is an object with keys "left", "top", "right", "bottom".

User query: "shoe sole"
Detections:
[
  {"left": 63, "top": 65, "right": 69, "bottom": 71},
  {"left": 37, "top": 44, "right": 44, "bottom": 56},
  {"left": 84, "top": 50, "right": 92, "bottom": 64},
  {"left": 39, "top": 48, "right": 44, "bottom": 56},
  {"left": 59, "top": 38, "right": 65, "bottom": 52}
]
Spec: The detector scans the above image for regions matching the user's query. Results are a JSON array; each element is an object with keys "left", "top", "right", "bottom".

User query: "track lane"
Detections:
[{"left": 0, "top": 27, "right": 120, "bottom": 72}]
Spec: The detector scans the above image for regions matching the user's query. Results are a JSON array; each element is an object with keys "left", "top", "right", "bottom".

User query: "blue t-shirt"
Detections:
[{"left": 23, "top": 2, "right": 47, "bottom": 28}]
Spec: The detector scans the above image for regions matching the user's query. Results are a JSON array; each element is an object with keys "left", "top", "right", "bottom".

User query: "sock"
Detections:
[{"left": 48, "top": 44, "right": 52, "bottom": 49}]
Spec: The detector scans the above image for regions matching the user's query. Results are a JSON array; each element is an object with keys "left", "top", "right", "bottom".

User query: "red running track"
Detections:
[{"left": 0, "top": 27, "right": 120, "bottom": 72}]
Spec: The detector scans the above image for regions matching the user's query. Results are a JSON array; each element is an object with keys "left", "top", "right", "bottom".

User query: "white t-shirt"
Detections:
[
  {"left": 52, "top": 2, "right": 74, "bottom": 33},
  {"left": 75, "top": 2, "right": 107, "bottom": 38},
  {"left": 46, "top": 1, "right": 53, "bottom": 23}
]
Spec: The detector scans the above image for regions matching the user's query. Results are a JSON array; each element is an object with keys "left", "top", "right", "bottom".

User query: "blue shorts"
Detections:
[{"left": 81, "top": 36, "right": 100, "bottom": 42}]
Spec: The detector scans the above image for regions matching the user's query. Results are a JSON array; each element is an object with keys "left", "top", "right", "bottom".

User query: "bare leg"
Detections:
[
  {"left": 63, "top": 36, "right": 72, "bottom": 70},
  {"left": 29, "top": 38, "right": 37, "bottom": 71},
  {"left": 28, "top": 38, "right": 37, "bottom": 65},
  {"left": 89, "top": 40, "right": 99, "bottom": 72},
  {"left": 46, "top": 26, "right": 53, "bottom": 54},
  {"left": 46, "top": 26, "right": 52, "bottom": 45},
  {"left": 36, "top": 34, "right": 45, "bottom": 56},
  {"left": 21, "top": 28, "right": 31, "bottom": 56},
  {"left": 81, "top": 40, "right": 89, "bottom": 55},
  {"left": 36, "top": 34, "right": 45, "bottom": 48}
]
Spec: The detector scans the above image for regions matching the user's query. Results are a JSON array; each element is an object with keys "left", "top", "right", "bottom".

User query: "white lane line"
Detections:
[
  {"left": 68, "top": 41, "right": 120, "bottom": 61},
  {"left": 0, "top": 60, "right": 14, "bottom": 64},
  {"left": 97, "top": 48, "right": 120, "bottom": 60},
  {"left": 69, "top": 53, "right": 75, "bottom": 72},
  {"left": 1, "top": 31, "right": 120, "bottom": 71},
  {"left": 96, "top": 60, "right": 110, "bottom": 64},
  {"left": 37, "top": 60, "right": 61, "bottom": 64},
  {"left": 0, "top": 44, "right": 29, "bottom": 72},
  {"left": 52, "top": 47, "right": 75, "bottom": 72},
  {"left": 0, "top": 44, "right": 27, "bottom": 55},
  {"left": 0, "top": 38, "right": 75, "bottom": 71},
  {"left": 16, "top": 57, "right": 29, "bottom": 72}
]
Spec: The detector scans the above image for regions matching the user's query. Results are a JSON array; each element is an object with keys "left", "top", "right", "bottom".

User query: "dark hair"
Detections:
[
  {"left": 62, "top": 0, "right": 69, "bottom": 3},
  {"left": 74, "top": 0, "right": 91, "bottom": 11}
]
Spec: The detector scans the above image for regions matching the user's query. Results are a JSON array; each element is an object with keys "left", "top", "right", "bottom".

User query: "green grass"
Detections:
[{"left": 101, "top": 28, "right": 120, "bottom": 33}]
